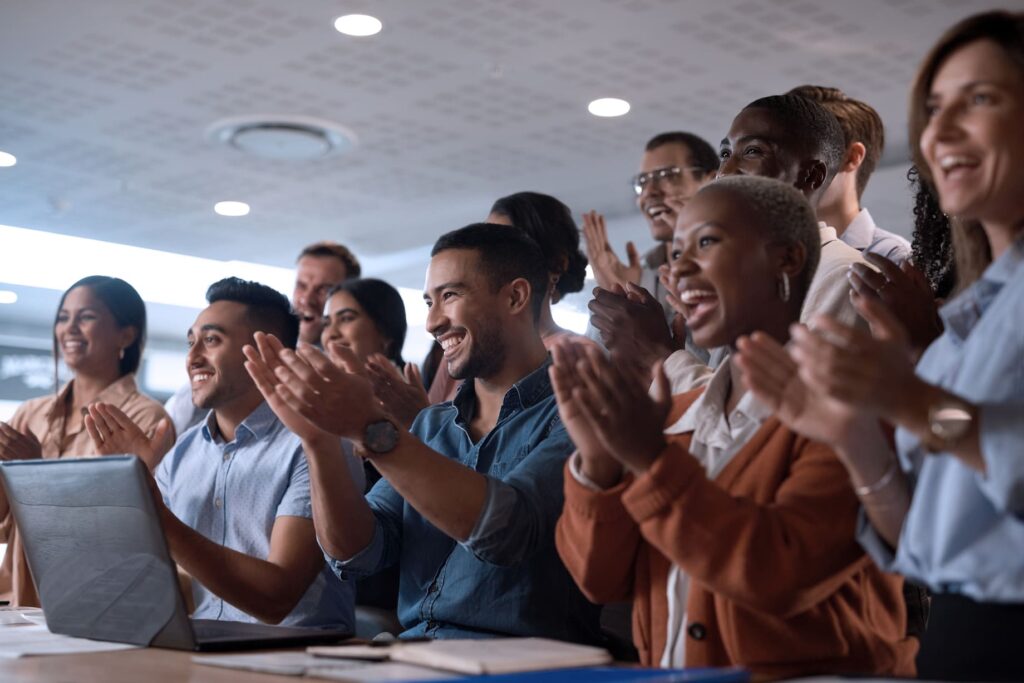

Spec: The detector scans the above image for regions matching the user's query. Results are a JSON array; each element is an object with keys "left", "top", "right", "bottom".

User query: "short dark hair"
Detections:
[
  {"left": 205, "top": 277, "right": 299, "bottom": 349},
  {"left": 787, "top": 85, "right": 885, "bottom": 198},
  {"left": 430, "top": 223, "right": 549, "bottom": 322},
  {"left": 53, "top": 276, "right": 147, "bottom": 378},
  {"left": 645, "top": 131, "right": 719, "bottom": 176},
  {"left": 326, "top": 278, "right": 407, "bottom": 366},
  {"left": 297, "top": 241, "right": 362, "bottom": 279},
  {"left": 743, "top": 94, "right": 846, "bottom": 182},
  {"left": 489, "top": 191, "right": 588, "bottom": 301}
]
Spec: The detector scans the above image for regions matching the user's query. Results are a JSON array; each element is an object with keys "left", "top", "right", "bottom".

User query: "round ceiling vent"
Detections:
[{"left": 206, "top": 115, "right": 358, "bottom": 161}]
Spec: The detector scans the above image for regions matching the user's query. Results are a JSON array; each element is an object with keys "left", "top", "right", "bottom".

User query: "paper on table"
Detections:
[
  {"left": 308, "top": 643, "right": 393, "bottom": 661},
  {"left": 193, "top": 652, "right": 460, "bottom": 681},
  {"left": 314, "top": 662, "right": 462, "bottom": 682},
  {"left": 194, "top": 652, "right": 366, "bottom": 676},
  {"left": 388, "top": 638, "right": 612, "bottom": 675},
  {"left": 0, "top": 623, "right": 138, "bottom": 658}
]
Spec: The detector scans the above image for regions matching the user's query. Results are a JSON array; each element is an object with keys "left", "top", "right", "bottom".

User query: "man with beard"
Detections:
[{"left": 244, "top": 224, "right": 603, "bottom": 643}]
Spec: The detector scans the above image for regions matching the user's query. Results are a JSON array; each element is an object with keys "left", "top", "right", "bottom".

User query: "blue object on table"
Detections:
[{"left": 402, "top": 667, "right": 749, "bottom": 683}]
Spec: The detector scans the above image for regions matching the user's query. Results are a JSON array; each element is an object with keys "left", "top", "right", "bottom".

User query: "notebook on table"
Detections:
[{"left": 0, "top": 456, "right": 351, "bottom": 652}]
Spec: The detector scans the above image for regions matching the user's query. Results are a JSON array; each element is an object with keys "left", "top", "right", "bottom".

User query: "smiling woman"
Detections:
[{"left": 0, "top": 275, "right": 172, "bottom": 607}]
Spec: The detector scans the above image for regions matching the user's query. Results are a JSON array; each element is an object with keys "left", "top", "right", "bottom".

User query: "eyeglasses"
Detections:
[{"left": 631, "top": 166, "right": 704, "bottom": 196}]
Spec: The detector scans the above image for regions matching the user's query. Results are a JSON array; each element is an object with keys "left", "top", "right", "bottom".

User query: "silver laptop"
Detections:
[{"left": 0, "top": 456, "right": 351, "bottom": 651}]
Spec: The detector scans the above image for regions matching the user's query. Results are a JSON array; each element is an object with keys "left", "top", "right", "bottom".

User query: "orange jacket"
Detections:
[{"left": 556, "top": 391, "right": 917, "bottom": 679}]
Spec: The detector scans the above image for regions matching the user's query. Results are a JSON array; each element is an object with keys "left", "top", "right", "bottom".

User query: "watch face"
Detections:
[
  {"left": 931, "top": 405, "right": 972, "bottom": 441},
  {"left": 365, "top": 419, "right": 399, "bottom": 454}
]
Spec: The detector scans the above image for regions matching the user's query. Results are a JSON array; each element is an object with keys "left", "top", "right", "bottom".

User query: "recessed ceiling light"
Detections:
[
  {"left": 334, "top": 14, "right": 383, "bottom": 37},
  {"left": 588, "top": 98, "right": 631, "bottom": 118},
  {"left": 0, "top": 151, "right": 16, "bottom": 167},
  {"left": 0, "top": 290, "right": 17, "bottom": 304},
  {"left": 214, "top": 201, "right": 250, "bottom": 217}
]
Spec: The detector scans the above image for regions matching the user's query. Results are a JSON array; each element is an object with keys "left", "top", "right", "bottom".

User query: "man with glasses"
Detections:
[{"left": 583, "top": 132, "right": 720, "bottom": 375}]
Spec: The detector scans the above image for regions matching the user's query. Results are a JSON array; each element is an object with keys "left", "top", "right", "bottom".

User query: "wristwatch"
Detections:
[
  {"left": 926, "top": 397, "right": 974, "bottom": 452},
  {"left": 362, "top": 418, "right": 400, "bottom": 455}
]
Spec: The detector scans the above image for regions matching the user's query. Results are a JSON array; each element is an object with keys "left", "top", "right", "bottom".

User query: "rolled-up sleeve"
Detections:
[
  {"left": 855, "top": 507, "right": 899, "bottom": 572},
  {"left": 460, "top": 422, "right": 574, "bottom": 566},
  {"left": 324, "top": 475, "right": 405, "bottom": 580},
  {"left": 977, "top": 401, "right": 1024, "bottom": 514}
]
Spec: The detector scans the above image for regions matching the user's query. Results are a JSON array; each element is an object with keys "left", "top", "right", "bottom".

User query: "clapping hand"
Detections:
[
  {"left": 84, "top": 404, "right": 173, "bottom": 471},
  {"left": 582, "top": 210, "right": 641, "bottom": 291},
  {"left": 0, "top": 422, "right": 41, "bottom": 461},
  {"left": 243, "top": 332, "right": 384, "bottom": 440},
  {"left": 589, "top": 283, "right": 676, "bottom": 370},
  {"left": 365, "top": 355, "right": 430, "bottom": 429},
  {"left": 848, "top": 253, "right": 942, "bottom": 358}
]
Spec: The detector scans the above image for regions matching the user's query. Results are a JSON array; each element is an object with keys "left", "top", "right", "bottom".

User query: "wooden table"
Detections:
[{"left": 0, "top": 647, "right": 304, "bottom": 683}]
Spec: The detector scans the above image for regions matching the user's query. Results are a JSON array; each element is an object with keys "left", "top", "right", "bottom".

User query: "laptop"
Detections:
[{"left": 0, "top": 456, "right": 352, "bottom": 651}]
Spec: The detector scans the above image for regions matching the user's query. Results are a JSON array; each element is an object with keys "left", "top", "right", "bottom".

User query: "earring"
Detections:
[
  {"left": 778, "top": 273, "right": 791, "bottom": 303},
  {"left": 118, "top": 347, "right": 126, "bottom": 360}
]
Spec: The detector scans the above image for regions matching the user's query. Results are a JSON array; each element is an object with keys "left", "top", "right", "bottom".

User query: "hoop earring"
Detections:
[{"left": 778, "top": 273, "right": 791, "bottom": 303}]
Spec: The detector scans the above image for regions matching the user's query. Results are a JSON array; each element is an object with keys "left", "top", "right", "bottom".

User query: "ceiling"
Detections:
[{"left": 0, "top": 0, "right": 1012, "bottom": 346}]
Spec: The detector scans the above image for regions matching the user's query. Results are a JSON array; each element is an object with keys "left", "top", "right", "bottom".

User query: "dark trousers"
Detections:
[{"left": 916, "top": 592, "right": 1024, "bottom": 681}]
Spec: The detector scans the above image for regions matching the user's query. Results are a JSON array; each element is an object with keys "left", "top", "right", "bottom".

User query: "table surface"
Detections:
[{"left": 0, "top": 647, "right": 306, "bottom": 683}]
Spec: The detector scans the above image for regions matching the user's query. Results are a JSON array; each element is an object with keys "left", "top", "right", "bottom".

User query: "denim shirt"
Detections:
[
  {"left": 327, "top": 359, "right": 602, "bottom": 642},
  {"left": 857, "top": 237, "right": 1024, "bottom": 602}
]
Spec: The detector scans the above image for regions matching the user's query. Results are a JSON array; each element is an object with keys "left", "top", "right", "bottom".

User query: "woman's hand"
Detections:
[
  {"left": 848, "top": 254, "right": 943, "bottom": 358},
  {"left": 84, "top": 404, "right": 173, "bottom": 471},
  {"left": 549, "top": 342, "right": 623, "bottom": 489},
  {"left": 0, "top": 422, "right": 41, "bottom": 461},
  {"left": 791, "top": 294, "right": 920, "bottom": 417},
  {"left": 735, "top": 332, "right": 862, "bottom": 448}
]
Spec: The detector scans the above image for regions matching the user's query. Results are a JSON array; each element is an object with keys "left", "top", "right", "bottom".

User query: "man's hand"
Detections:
[
  {"left": 0, "top": 422, "right": 41, "bottom": 461},
  {"left": 84, "top": 404, "right": 173, "bottom": 471},
  {"left": 549, "top": 342, "right": 623, "bottom": 489},
  {"left": 582, "top": 210, "right": 641, "bottom": 290},
  {"left": 589, "top": 283, "right": 677, "bottom": 369},
  {"left": 848, "top": 254, "right": 942, "bottom": 359},
  {"left": 366, "top": 355, "right": 430, "bottom": 429},
  {"left": 246, "top": 333, "right": 385, "bottom": 441}
]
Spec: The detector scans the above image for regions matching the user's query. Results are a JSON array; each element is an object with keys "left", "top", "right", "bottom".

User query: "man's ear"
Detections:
[
  {"left": 794, "top": 159, "right": 827, "bottom": 195},
  {"left": 506, "top": 278, "right": 533, "bottom": 317},
  {"left": 842, "top": 141, "right": 867, "bottom": 174}
]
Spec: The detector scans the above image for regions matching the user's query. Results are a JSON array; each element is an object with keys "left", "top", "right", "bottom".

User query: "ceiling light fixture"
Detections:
[
  {"left": 214, "top": 201, "right": 250, "bottom": 217},
  {"left": 0, "top": 290, "right": 17, "bottom": 304},
  {"left": 206, "top": 115, "right": 358, "bottom": 161},
  {"left": 0, "top": 151, "right": 17, "bottom": 167},
  {"left": 334, "top": 14, "right": 383, "bottom": 37},
  {"left": 587, "top": 98, "right": 631, "bottom": 118}
]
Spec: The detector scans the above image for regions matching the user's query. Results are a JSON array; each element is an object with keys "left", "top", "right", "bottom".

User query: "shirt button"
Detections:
[
  {"left": 223, "top": 453, "right": 230, "bottom": 462},
  {"left": 687, "top": 623, "right": 707, "bottom": 641},
  {"left": 428, "top": 582, "right": 438, "bottom": 594},
  {"left": 214, "top": 498, "right": 223, "bottom": 509}
]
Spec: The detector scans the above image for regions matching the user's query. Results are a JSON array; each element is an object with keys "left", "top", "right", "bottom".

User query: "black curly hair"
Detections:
[{"left": 907, "top": 166, "right": 957, "bottom": 299}]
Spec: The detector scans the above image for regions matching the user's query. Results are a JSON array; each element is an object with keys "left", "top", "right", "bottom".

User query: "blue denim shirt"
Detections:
[
  {"left": 156, "top": 401, "right": 354, "bottom": 629},
  {"left": 327, "top": 359, "right": 602, "bottom": 642},
  {"left": 858, "top": 237, "right": 1024, "bottom": 601}
]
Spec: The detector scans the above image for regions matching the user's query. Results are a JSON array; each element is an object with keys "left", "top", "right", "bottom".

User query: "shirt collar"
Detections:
[
  {"left": 940, "top": 236, "right": 1024, "bottom": 342},
  {"left": 451, "top": 356, "right": 554, "bottom": 422},
  {"left": 665, "top": 361, "right": 770, "bottom": 436},
  {"left": 46, "top": 374, "right": 140, "bottom": 422},
  {"left": 818, "top": 222, "right": 839, "bottom": 245},
  {"left": 841, "top": 208, "right": 875, "bottom": 251},
  {"left": 201, "top": 400, "right": 276, "bottom": 444}
]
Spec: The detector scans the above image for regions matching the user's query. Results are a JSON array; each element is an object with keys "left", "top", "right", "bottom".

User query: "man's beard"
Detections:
[{"left": 448, "top": 318, "right": 506, "bottom": 381}]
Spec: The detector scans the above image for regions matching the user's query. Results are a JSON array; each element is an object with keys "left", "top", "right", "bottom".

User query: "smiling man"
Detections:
[
  {"left": 293, "top": 241, "right": 362, "bottom": 345},
  {"left": 245, "top": 224, "right": 603, "bottom": 643},
  {"left": 98, "top": 277, "right": 356, "bottom": 628}
]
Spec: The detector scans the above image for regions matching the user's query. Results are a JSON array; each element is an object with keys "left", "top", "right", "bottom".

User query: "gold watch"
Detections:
[{"left": 926, "top": 397, "right": 974, "bottom": 452}]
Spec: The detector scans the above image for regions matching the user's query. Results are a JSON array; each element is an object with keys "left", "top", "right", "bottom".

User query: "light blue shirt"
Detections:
[
  {"left": 156, "top": 400, "right": 354, "bottom": 629},
  {"left": 841, "top": 208, "right": 912, "bottom": 265},
  {"left": 858, "top": 237, "right": 1024, "bottom": 602}
]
